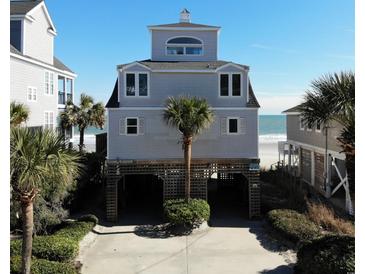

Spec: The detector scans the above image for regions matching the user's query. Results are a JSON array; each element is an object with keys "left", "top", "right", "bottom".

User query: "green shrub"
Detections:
[
  {"left": 10, "top": 256, "right": 77, "bottom": 274},
  {"left": 164, "top": 198, "right": 210, "bottom": 227},
  {"left": 54, "top": 221, "right": 95, "bottom": 241},
  {"left": 77, "top": 214, "right": 99, "bottom": 225},
  {"left": 294, "top": 235, "right": 355, "bottom": 274},
  {"left": 267, "top": 209, "right": 321, "bottom": 243},
  {"left": 11, "top": 236, "right": 78, "bottom": 262}
]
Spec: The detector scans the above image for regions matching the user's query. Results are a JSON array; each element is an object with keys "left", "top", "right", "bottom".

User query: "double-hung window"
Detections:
[
  {"left": 125, "top": 73, "right": 149, "bottom": 96},
  {"left": 300, "top": 117, "right": 305, "bottom": 130},
  {"left": 27, "top": 87, "right": 37, "bottom": 102},
  {"left": 45, "top": 71, "right": 54, "bottom": 95},
  {"left": 126, "top": 118, "right": 138, "bottom": 135},
  {"left": 228, "top": 118, "right": 239, "bottom": 134},
  {"left": 219, "top": 73, "right": 242, "bottom": 97},
  {"left": 44, "top": 111, "right": 54, "bottom": 130}
]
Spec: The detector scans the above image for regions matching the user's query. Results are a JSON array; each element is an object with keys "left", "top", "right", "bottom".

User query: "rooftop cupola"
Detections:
[{"left": 180, "top": 8, "right": 191, "bottom": 23}]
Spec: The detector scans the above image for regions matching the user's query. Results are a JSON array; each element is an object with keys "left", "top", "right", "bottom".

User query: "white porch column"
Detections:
[
  {"left": 325, "top": 154, "right": 332, "bottom": 198},
  {"left": 311, "top": 151, "right": 315, "bottom": 186}
]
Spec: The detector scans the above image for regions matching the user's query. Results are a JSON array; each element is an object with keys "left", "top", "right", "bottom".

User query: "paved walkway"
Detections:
[{"left": 79, "top": 210, "right": 295, "bottom": 274}]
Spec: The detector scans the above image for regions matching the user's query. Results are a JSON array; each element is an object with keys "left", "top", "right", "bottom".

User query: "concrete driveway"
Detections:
[{"left": 79, "top": 209, "right": 295, "bottom": 274}]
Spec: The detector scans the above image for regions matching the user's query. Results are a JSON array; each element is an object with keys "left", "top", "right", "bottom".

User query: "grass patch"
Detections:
[{"left": 306, "top": 202, "right": 354, "bottom": 236}]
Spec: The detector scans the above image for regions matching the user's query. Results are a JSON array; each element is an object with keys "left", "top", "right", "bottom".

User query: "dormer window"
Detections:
[{"left": 166, "top": 37, "right": 203, "bottom": 56}]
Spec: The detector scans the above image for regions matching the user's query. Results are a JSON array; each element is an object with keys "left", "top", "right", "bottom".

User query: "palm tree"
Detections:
[
  {"left": 10, "top": 128, "right": 81, "bottom": 274},
  {"left": 298, "top": 71, "right": 355, "bottom": 193},
  {"left": 10, "top": 101, "right": 29, "bottom": 127},
  {"left": 163, "top": 96, "right": 214, "bottom": 200},
  {"left": 60, "top": 93, "right": 105, "bottom": 152}
]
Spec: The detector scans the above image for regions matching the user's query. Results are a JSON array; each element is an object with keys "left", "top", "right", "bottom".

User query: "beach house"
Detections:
[
  {"left": 279, "top": 105, "right": 353, "bottom": 214},
  {"left": 104, "top": 10, "right": 261, "bottom": 221},
  {"left": 10, "top": 0, "right": 76, "bottom": 138}
]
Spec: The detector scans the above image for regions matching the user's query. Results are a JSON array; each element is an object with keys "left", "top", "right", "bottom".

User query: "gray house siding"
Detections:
[
  {"left": 118, "top": 66, "right": 249, "bottom": 108},
  {"left": 286, "top": 114, "right": 342, "bottom": 153},
  {"left": 107, "top": 108, "right": 258, "bottom": 160},
  {"left": 10, "top": 56, "right": 74, "bottom": 128},
  {"left": 23, "top": 6, "right": 54, "bottom": 64},
  {"left": 151, "top": 30, "right": 218, "bottom": 61}
]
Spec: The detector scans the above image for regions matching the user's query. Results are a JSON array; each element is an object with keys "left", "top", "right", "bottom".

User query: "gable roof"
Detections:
[
  {"left": 117, "top": 60, "right": 249, "bottom": 71},
  {"left": 282, "top": 104, "right": 303, "bottom": 113},
  {"left": 247, "top": 82, "right": 260, "bottom": 108},
  {"left": 10, "top": 0, "right": 43, "bottom": 15},
  {"left": 10, "top": 44, "right": 74, "bottom": 74},
  {"left": 105, "top": 79, "right": 119, "bottom": 108}
]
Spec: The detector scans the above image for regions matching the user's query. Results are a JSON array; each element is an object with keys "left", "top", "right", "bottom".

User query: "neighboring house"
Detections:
[
  {"left": 280, "top": 105, "right": 353, "bottom": 215},
  {"left": 10, "top": 0, "right": 76, "bottom": 139},
  {"left": 104, "top": 10, "right": 261, "bottom": 221}
]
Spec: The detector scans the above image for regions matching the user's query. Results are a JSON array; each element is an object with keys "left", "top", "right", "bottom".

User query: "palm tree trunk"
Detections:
[
  {"left": 79, "top": 126, "right": 85, "bottom": 152},
  {"left": 184, "top": 136, "right": 193, "bottom": 201},
  {"left": 20, "top": 195, "right": 34, "bottom": 274}
]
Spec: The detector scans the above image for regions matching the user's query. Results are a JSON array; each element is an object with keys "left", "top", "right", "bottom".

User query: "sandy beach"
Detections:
[{"left": 259, "top": 141, "right": 280, "bottom": 170}]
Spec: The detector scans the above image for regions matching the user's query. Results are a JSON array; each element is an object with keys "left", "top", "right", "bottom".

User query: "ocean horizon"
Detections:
[{"left": 72, "top": 115, "right": 287, "bottom": 145}]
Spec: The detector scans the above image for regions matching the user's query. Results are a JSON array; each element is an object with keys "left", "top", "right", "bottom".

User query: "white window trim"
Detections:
[
  {"left": 44, "top": 111, "right": 54, "bottom": 130},
  {"left": 124, "top": 72, "right": 150, "bottom": 97},
  {"left": 218, "top": 72, "right": 243, "bottom": 97},
  {"left": 125, "top": 117, "right": 139, "bottom": 135},
  {"left": 307, "top": 124, "right": 313, "bottom": 132},
  {"left": 299, "top": 116, "right": 305, "bottom": 131},
  {"left": 315, "top": 121, "right": 321, "bottom": 133},
  {"left": 44, "top": 70, "right": 54, "bottom": 96},
  {"left": 27, "top": 86, "right": 37, "bottom": 102},
  {"left": 227, "top": 117, "right": 240, "bottom": 135}
]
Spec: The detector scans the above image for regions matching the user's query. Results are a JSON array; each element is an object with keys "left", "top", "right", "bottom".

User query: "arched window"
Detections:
[{"left": 166, "top": 36, "right": 203, "bottom": 56}]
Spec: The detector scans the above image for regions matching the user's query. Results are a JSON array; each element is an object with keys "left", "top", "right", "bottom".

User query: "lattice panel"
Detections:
[{"left": 105, "top": 159, "right": 260, "bottom": 222}]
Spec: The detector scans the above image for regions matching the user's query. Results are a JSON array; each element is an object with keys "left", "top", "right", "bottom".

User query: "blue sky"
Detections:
[{"left": 47, "top": 0, "right": 354, "bottom": 114}]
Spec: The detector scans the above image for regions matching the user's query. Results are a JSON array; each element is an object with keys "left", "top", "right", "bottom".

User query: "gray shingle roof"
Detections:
[
  {"left": 148, "top": 22, "right": 220, "bottom": 29},
  {"left": 10, "top": 0, "right": 43, "bottom": 15},
  {"left": 282, "top": 104, "right": 303, "bottom": 113},
  {"left": 10, "top": 44, "right": 74, "bottom": 74},
  {"left": 117, "top": 60, "right": 249, "bottom": 71},
  {"left": 53, "top": 57, "right": 74, "bottom": 73},
  {"left": 247, "top": 82, "right": 260, "bottom": 108},
  {"left": 105, "top": 79, "right": 119, "bottom": 108}
]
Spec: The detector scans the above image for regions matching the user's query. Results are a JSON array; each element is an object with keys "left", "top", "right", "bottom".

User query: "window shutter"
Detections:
[
  {"left": 119, "top": 117, "right": 125, "bottom": 135},
  {"left": 220, "top": 117, "right": 227, "bottom": 135},
  {"left": 239, "top": 118, "right": 246, "bottom": 134},
  {"left": 138, "top": 118, "right": 145, "bottom": 135}
]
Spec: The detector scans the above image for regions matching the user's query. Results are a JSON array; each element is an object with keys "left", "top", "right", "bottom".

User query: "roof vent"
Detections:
[{"left": 180, "top": 9, "right": 191, "bottom": 23}]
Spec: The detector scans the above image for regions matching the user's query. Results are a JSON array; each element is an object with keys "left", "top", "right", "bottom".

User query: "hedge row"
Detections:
[
  {"left": 267, "top": 209, "right": 321, "bottom": 243},
  {"left": 164, "top": 198, "right": 210, "bottom": 227},
  {"left": 11, "top": 219, "right": 96, "bottom": 263},
  {"left": 295, "top": 235, "right": 355, "bottom": 274},
  {"left": 10, "top": 256, "right": 77, "bottom": 274}
]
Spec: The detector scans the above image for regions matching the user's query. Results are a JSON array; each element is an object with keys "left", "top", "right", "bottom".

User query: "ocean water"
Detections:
[
  {"left": 258, "top": 115, "right": 286, "bottom": 143},
  {"left": 73, "top": 115, "right": 287, "bottom": 144}
]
